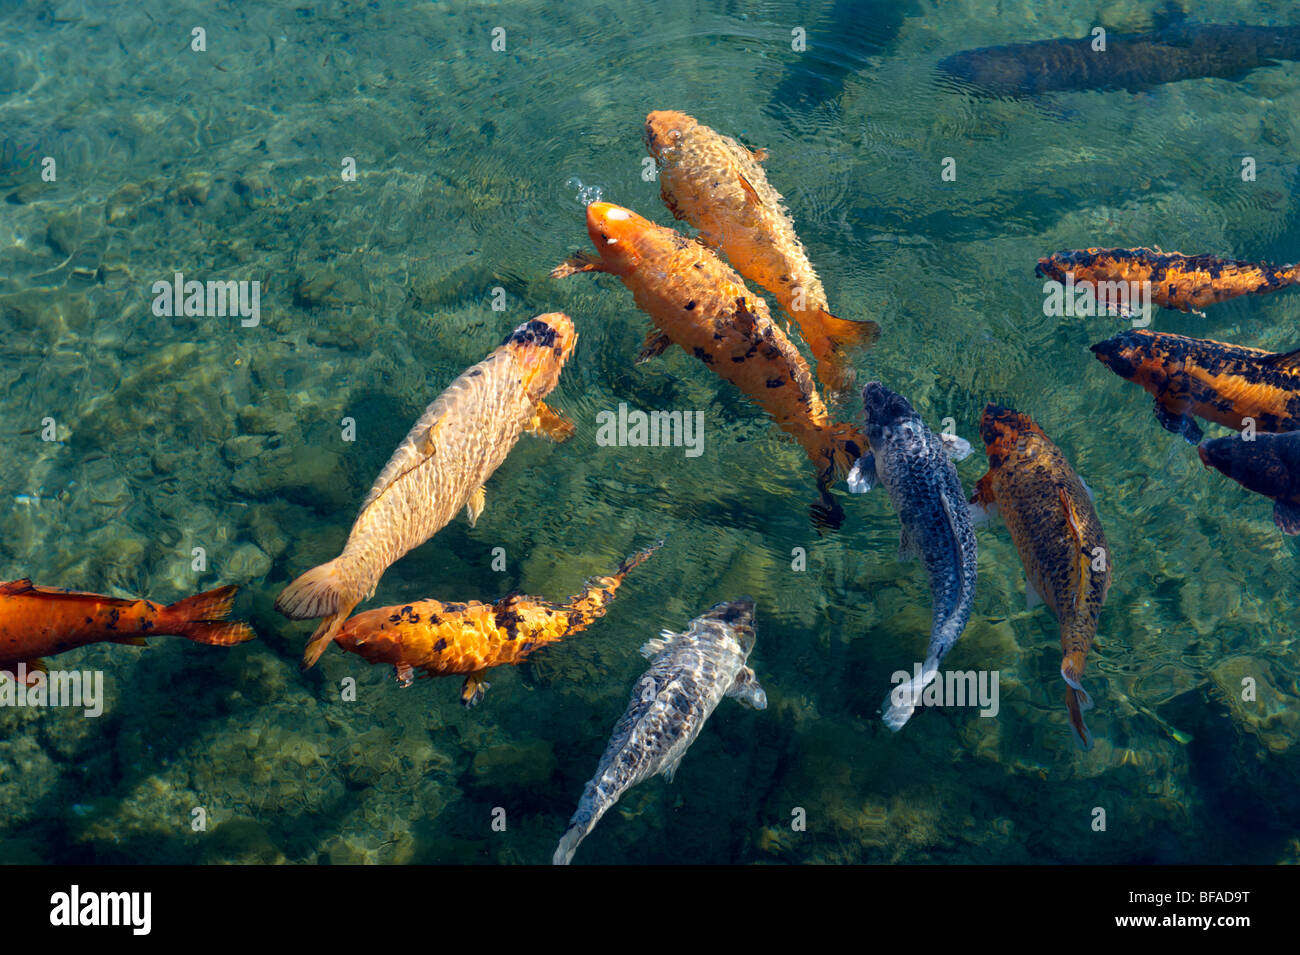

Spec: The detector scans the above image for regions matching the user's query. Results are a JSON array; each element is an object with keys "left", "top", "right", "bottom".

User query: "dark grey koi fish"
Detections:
[
  {"left": 847, "top": 383, "right": 977, "bottom": 731},
  {"left": 938, "top": 23, "right": 1300, "bottom": 97},
  {"left": 552, "top": 598, "right": 766, "bottom": 865},
  {"left": 1199, "top": 431, "right": 1300, "bottom": 534}
]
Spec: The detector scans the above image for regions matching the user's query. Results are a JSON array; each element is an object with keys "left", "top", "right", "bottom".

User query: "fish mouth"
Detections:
[
  {"left": 1035, "top": 257, "right": 1065, "bottom": 281},
  {"left": 643, "top": 110, "right": 691, "bottom": 158}
]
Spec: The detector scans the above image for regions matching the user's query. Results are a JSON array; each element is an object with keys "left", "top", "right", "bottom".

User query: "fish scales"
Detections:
[
  {"left": 645, "top": 110, "right": 878, "bottom": 389},
  {"left": 552, "top": 598, "right": 766, "bottom": 865},
  {"left": 849, "top": 383, "right": 977, "bottom": 730},
  {"left": 1092, "top": 329, "right": 1300, "bottom": 442},
  {"left": 276, "top": 314, "right": 576, "bottom": 667},
  {"left": 1199, "top": 431, "right": 1300, "bottom": 534},
  {"left": 333, "top": 544, "right": 659, "bottom": 705},
  {"left": 972, "top": 405, "right": 1111, "bottom": 748},
  {"left": 553, "top": 202, "right": 864, "bottom": 527},
  {"left": 1037, "top": 248, "right": 1300, "bottom": 313}
]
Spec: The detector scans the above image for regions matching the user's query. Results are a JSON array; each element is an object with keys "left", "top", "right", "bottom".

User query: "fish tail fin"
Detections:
[
  {"left": 1061, "top": 656, "right": 1095, "bottom": 750},
  {"left": 565, "top": 540, "right": 663, "bottom": 624},
  {"left": 803, "top": 308, "right": 880, "bottom": 391},
  {"left": 881, "top": 663, "right": 939, "bottom": 732},
  {"left": 160, "top": 585, "right": 256, "bottom": 647},
  {"left": 275, "top": 557, "right": 364, "bottom": 669},
  {"left": 552, "top": 798, "right": 607, "bottom": 865},
  {"left": 1286, "top": 263, "right": 1300, "bottom": 285}
]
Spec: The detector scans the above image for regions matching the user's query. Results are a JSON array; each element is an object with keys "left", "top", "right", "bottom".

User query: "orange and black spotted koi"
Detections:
[
  {"left": 1091, "top": 329, "right": 1300, "bottom": 443},
  {"left": 331, "top": 543, "right": 660, "bottom": 706},
  {"left": 1037, "top": 248, "right": 1300, "bottom": 314}
]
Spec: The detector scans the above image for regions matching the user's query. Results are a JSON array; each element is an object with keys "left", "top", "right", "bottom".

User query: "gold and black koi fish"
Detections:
[
  {"left": 1037, "top": 248, "right": 1300, "bottom": 314},
  {"left": 1091, "top": 330, "right": 1300, "bottom": 443}
]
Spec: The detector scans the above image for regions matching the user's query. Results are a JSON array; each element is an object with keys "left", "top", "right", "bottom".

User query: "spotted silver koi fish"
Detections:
[
  {"left": 552, "top": 598, "right": 766, "bottom": 865},
  {"left": 848, "top": 382, "right": 978, "bottom": 731}
]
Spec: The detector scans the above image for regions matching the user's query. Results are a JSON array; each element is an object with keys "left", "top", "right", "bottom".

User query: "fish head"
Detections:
[
  {"left": 644, "top": 110, "right": 695, "bottom": 163},
  {"left": 1035, "top": 249, "right": 1098, "bottom": 282},
  {"left": 1090, "top": 329, "right": 1165, "bottom": 386},
  {"left": 585, "top": 202, "right": 656, "bottom": 273},
  {"left": 503, "top": 312, "right": 577, "bottom": 400},
  {"left": 1198, "top": 433, "right": 1299, "bottom": 498},
  {"left": 979, "top": 402, "right": 1043, "bottom": 464},
  {"left": 860, "top": 381, "right": 921, "bottom": 447},
  {"left": 700, "top": 597, "right": 757, "bottom": 653}
]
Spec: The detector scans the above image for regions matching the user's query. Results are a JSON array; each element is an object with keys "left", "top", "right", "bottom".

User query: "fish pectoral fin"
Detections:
[
  {"left": 550, "top": 251, "right": 605, "bottom": 278},
  {"left": 938, "top": 432, "right": 974, "bottom": 461},
  {"left": 846, "top": 453, "right": 877, "bottom": 493},
  {"left": 2, "top": 659, "right": 48, "bottom": 685},
  {"left": 1273, "top": 498, "right": 1300, "bottom": 535},
  {"left": 748, "top": 147, "right": 768, "bottom": 163},
  {"left": 528, "top": 401, "right": 576, "bottom": 442},
  {"left": 1025, "top": 577, "right": 1045, "bottom": 611},
  {"left": 661, "top": 756, "right": 683, "bottom": 784},
  {"left": 726, "top": 666, "right": 768, "bottom": 710},
  {"left": 1152, "top": 398, "right": 1203, "bottom": 444},
  {"left": 111, "top": 636, "right": 149, "bottom": 647},
  {"left": 415, "top": 413, "right": 449, "bottom": 457},
  {"left": 394, "top": 663, "right": 415, "bottom": 688},
  {"left": 636, "top": 330, "right": 674, "bottom": 364},
  {"left": 460, "top": 670, "right": 491, "bottom": 707},
  {"left": 464, "top": 485, "right": 487, "bottom": 528},
  {"left": 968, "top": 473, "right": 998, "bottom": 526},
  {"left": 736, "top": 172, "right": 761, "bottom": 205}
]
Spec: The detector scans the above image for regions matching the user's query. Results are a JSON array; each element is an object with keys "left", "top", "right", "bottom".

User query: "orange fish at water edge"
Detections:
[
  {"left": 1036, "top": 248, "right": 1300, "bottom": 315},
  {"left": 552, "top": 201, "right": 864, "bottom": 529},
  {"left": 332, "top": 542, "right": 660, "bottom": 705},
  {"left": 969, "top": 404, "right": 1111, "bottom": 749},
  {"left": 645, "top": 110, "right": 879, "bottom": 390},
  {"left": 276, "top": 314, "right": 578, "bottom": 669},
  {"left": 1091, "top": 329, "right": 1300, "bottom": 444},
  {"left": 0, "top": 581, "right": 255, "bottom": 683}
]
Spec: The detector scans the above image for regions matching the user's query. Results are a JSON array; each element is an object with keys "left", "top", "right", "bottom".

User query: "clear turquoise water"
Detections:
[{"left": 1, "top": 0, "right": 1298, "bottom": 864}]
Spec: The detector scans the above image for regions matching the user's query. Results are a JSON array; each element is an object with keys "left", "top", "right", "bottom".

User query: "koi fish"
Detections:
[
  {"left": 552, "top": 201, "right": 864, "bottom": 528},
  {"left": 552, "top": 597, "right": 766, "bottom": 865},
  {"left": 1036, "top": 248, "right": 1300, "bottom": 315},
  {"left": 1199, "top": 431, "right": 1300, "bottom": 534},
  {"left": 1091, "top": 329, "right": 1300, "bottom": 443},
  {"left": 331, "top": 542, "right": 660, "bottom": 705},
  {"left": 644, "top": 110, "right": 879, "bottom": 390},
  {"left": 276, "top": 314, "right": 577, "bottom": 667},
  {"left": 0, "top": 581, "right": 254, "bottom": 683},
  {"left": 939, "top": 22, "right": 1300, "bottom": 97},
  {"left": 969, "top": 404, "right": 1111, "bottom": 749},
  {"left": 846, "top": 382, "right": 977, "bottom": 731}
]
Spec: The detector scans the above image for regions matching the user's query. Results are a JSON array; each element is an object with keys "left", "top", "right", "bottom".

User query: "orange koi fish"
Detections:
[
  {"left": 331, "top": 543, "right": 660, "bottom": 705},
  {"left": 277, "top": 314, "right": 577, "bottom": 668},
  {"left": 1091, "top": 329, "right": 1300, "bottom": 443},
  {"left": 970, "top": 404, "right": 1111, "bottom": 749},
  {"left": 552, "top": 201, "right": 864, "bottom": 528},
  {"left": 1037, "top": 248, "right": 1300, "bottom": 315},
  {"left": 645, "top": 110, "right": 879, "bottom": 390},
  {"left": 0, "top": 581, "right": 254, "bottom": 683}
]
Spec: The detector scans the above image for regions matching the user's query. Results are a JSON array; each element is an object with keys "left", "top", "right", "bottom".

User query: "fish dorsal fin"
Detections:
[
  {"left": 1259, "top": 347, "right": 1300, "bottom": 372},
  {"left": 1058, "top": 487, "right": 1089, "bottom": 612}
]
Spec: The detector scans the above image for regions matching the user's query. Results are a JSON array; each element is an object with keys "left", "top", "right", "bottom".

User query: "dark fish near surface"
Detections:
[
  {"left": 1037, "top": 248, "right": 1300, "bottom": 315},
  {"left": 938, "top": 23, "right": 1300, "bottom": 97},
  {"left": 552, "top": 598, "right": 766, "bottom": 865},
  {"left": 970, "top": 404, "right": 1111, "bottom": 749},
  {"left": 847, "top": 383, "right": 977, "bottom": 731},
  {"left": 1091, "top": 329, "right": 1300, "bottom": 443},
  {"left": 1199, "top": 431, "right": 1300, "bottom": 533}
]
